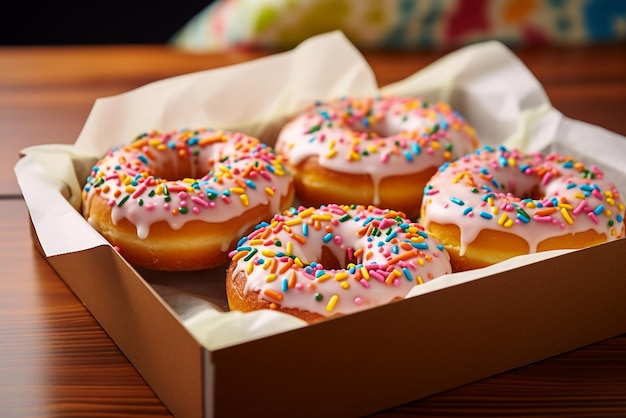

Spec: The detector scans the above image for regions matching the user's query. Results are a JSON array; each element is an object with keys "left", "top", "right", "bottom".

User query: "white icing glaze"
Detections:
[
  {"left": 275, "top": 96, "right": 479, "bottom": 204},
  {"left": 421, "top": 145, "right": 626, "bottom": 255},
  {"left": 82, "top": 128, "right": 292, "bottom": 238},
  {"left": 229, "top": 204, "right": 452, "bottom": 317}
]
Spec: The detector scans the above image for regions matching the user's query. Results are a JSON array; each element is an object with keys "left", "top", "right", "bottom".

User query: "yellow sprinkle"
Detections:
[
  {"left": 182, "top": 178, "right": 195, "bottom": 184},
  {"left": 605, "top": 190, "right": 614, "bottom": 199},
  {"left": 294, "top": 257, "right": 304, "bottom": 268},
  {"left": 348, "top": 151, "right": 361, "bottom": 161},
  {"left": 606, "top": 197, "right": 615, "bottom": 206},
  {"left": 498, "top": 214, "right": 509, "bottom": 226},
  {"left": 262, "top": 259, "right": 273, "bottom": 270},
  {"left": 285, "top": 218, "right": 303, "bottom": 226},
  {"left": 232, "top": 251, "right": 248, "bottom": 262},
  {"left": 326, "top": 149, "right": 338, "bottom": 159},
  {"left": 367, "top": 145, "right": 378, "bottom": 154},
  {"left": 574, "top": 192, "right": 586, "bottom": 199},
  {"left": 417, "top": 258, "right": 425, "bottom": 267},
  {"left": 360, "top": 266, "right": 370, "bottom": 280},
  {"left": 125, "top": 185, "right": 135, "bottom": 194},
  {"left": 123, "top": 176, "right": 132, "bottom": 186},
  {"left": 155, "top": 184, "right": 163, "bottom": 195},
  {"left": 443, "top": 151, "right": 451, "bottom": 160},
  {"left": 240, "top": 194, "right": 249, "bottom": 207},
  {"left": 265, "top": 187, "right": 275, "bottom": 196},
  {"left": 334, "top": 272, "right": 349, "bottom": 281},
  {"left": 558, "top": 202, "right": 573, "bottom": 210},
  {"left": 560, "top": 207, "right": 574, "bottom": 225},
  {"left": 417, "top": 275, "right": 424, "bottom": 284},
  {"left": 326, "top": 295, "right": 339, "bottom": 312},
  {"left": 316, "top": 273, "right": 332, "bottom": 282},
  {"left": 504, "top": 219, "right": 515, "bottom": 228},
  {"left": 605, "top": 209, "right": 612, "bottom": 217},
  {"left": 249, "top": 239, "right": 263, "bottom": 245},
  {"left": 491, "top": 206, "right": 499, "bottom": 215},
  {"left": 261, "top": 250, "right": 276, "bottom": 257},
  {"left": 619, "top": 203, "right": 625, "bottom": 211},
  {"left": 265, "top": 274, "right": 277, "bottom": 283},
  {"left": 525, "top": 201, "right": 536, "bottom": 209},
  {"left": 341, "top": 282, "right": 350, "bottom": 289},
  {"left": 230, "top": 187, "right": 245, "bottom": 194},
  {"left": 286, "top": 241, "right": 292, "bottom": 254},
  {"left": 246, "top": 261, "right": 254, "bottom": 274},
  {"left": 507, "top": 157, "right": 516, "bottom": 167},
  {"left": 311, "top": 214, "right": 332, "bottom": 221},
  {"left": 298, "top": 207, "right": 315, "bottom": 218}
]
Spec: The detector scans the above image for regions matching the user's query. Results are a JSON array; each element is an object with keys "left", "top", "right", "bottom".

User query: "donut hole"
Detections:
[
  {"left": 347, "top": 118, "right": 398, "bottom": 138},
  {"left": 147, "top": 157, "right": 210, "bottom": 182}
]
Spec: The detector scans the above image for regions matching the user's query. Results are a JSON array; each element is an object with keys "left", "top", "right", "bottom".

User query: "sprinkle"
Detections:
[{"left": 326, "top": 295, "right": 339, "bottom": 312}]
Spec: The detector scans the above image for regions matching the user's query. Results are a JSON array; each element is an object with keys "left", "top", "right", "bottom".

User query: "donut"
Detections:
[
  {"left": 226, "top": 204, "right": 452, "bottom": 323},
  {"left": 82, "top": 128, "right": 295, "bottom": 271},
  {"left": 421, "top": 145, "right": 626, "bottom": 271},
  {"left": 274, "top": 96, "right": 479, "bottom": 218}
]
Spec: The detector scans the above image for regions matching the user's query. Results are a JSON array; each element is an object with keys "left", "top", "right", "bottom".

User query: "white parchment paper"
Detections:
[{"left": 14, "top": 31, "right": 626, "bottom": 350}]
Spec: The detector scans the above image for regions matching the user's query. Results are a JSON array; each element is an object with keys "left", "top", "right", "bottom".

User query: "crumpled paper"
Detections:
[{"left": 14, "top": 31, "right": 626, "bottom": 350}]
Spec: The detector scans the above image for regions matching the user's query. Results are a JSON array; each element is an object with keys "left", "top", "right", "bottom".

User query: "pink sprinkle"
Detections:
[
  {"left": 191, "top": 196, "right": 209, "bottom": 207},
  {"left": 221, "top": 195, "right": 231, "bottom": 204},
  {"left": 573, "top": 200, "right": 587, "bottom": 215},
  {"left": 533, "top": 215, "right": 553, "bottom": 222},
  {"left": 209, "top": 201, "right": 216, "bottom": 208},
  {"left": 369, "top": 270, "right": 386, "bottom": 282},
  {"left": 587, "top": 212, "right": 599, "bottom": 224},
  {"left": 353, "top": 297, "right": 363, "bottom": 306},
  {"left": 108, "top": 199, "right": 116, "bottom": 207},
  {"left": 192, "top": 207, "right": 200, "bottom": 214},
  {"left": 592, "top": 189, "right": 603, "bottom": 200},
  {"left": 359, "top": 279, "right": 370, "bottom": 288},
  {"left": 334, "top": 235, "right": 343, "bottom": 245}
]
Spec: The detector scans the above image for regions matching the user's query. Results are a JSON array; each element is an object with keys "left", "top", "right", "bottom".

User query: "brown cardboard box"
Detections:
[{"left": 16, "top": 33, "right": 626, "bottom": 417}]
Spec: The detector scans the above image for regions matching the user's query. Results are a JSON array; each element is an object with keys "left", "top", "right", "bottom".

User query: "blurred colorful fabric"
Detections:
[{"left": 171, "top": 0, "right": 626, "bottom": 51}]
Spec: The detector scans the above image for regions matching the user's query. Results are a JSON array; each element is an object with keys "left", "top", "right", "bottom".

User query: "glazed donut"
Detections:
[
  {"left": 82, "top": 128, "right": 294, "bottom": 271},
  {"left": 226, "top": 204, "right": 451, "bottom": 323},
  {"left": 275, "top": 96, "right": 479, "bottom": 218},
  {"left": 421, "top": 145, "right": 626, "bottom": 271}
]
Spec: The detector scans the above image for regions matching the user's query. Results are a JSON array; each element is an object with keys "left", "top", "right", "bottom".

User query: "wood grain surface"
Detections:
[{"left": 1, "top": 42, "right": 625, "bottom": 417}]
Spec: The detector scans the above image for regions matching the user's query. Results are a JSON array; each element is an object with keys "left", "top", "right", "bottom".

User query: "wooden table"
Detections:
[{"left": 1, "top": 43, "right": 626, "bottom": 417}]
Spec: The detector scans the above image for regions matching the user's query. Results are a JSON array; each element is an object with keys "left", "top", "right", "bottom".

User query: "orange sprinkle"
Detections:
[{"left": 263, "top": 288, "right": 284, "bottom": 301}]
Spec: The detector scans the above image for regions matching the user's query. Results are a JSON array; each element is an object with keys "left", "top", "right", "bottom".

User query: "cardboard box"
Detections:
[{"left": 16, "top": 33, "right": 626, "bottom": 417}]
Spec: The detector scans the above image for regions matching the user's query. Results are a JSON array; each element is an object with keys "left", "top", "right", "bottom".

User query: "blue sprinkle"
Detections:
[
  {"left": 404, "top": 150, "right": 413, "bottom": 162},
  {"left": 412, "top": 242, "right": 429, "bottom": 250},
  {"left": 479, "top": 211, "right": 493, "bottom": 219},
  {"left": 392, "top": 244, "right": 399, "bottom": 254},
  {"left": 563, "top": 161, "right": 574, "bottom": 168},
  {"left": 138, "top": 154, "right": 148, "bottom": 164},
  {"left": 463, "top": 207, "right": 474, "bottom": 215},
  {"left": 302, "top": 223, "right": 309, "bottom": 237},
  {"left": 594, "top": 205, "right": 605, "bottom": 215},
  {"left": 451, "top": 197, "right": 465, "bottom": 206},
  {"left": 245, "top": 179, "right": 257, "bottom": 189},
  {"left": 402, "top": 268, "right": 413, "bottom": 281},
  {"left": 188, "top": 137, "right": 199, "bottom": 146},
  {"left": 323, "top": 233, "right": 333, "bottom": 243},
  {"left": 282, "top": 278, "right": 288, "bottom": 292},
  {"left": 438, "top": 162, "right": 450, "bottom": 172},
  {"left": 566, "top": 183, "right": 576, "bottom": 189},
  {"left": 412, "top": 142, "right": 421, "bottom": 155},
  {"left": 385, "top": 230, "right": 398, "bottom": 242},
  {"left": 437, "top": 244, "right": 444, "bottom": 251}
]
